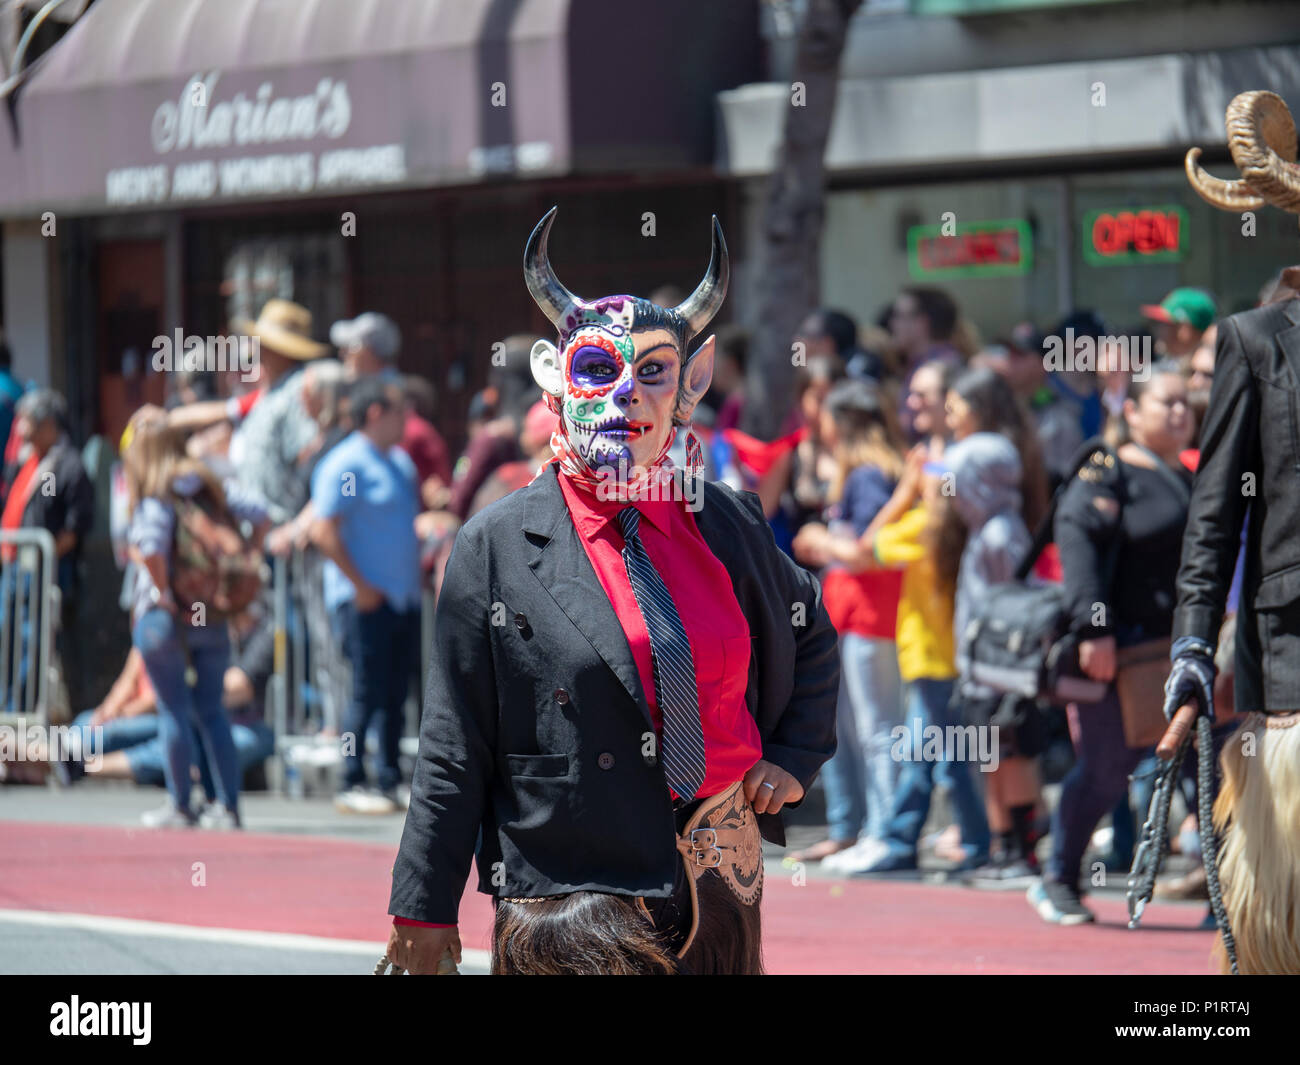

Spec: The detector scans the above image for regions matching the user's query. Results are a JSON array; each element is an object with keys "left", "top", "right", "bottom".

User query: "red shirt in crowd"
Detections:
[
  {"left": 401, "top": 411, "right": 452, "bottom": 488},
  {"left": 1, "top": 453, "right": 38, "bottom": 562},
  {"left": 394, "top": 467, "right": 762, "bottom": 931},
  {"left": 821, "top": 567, "right": 902, "bottom": 641}
]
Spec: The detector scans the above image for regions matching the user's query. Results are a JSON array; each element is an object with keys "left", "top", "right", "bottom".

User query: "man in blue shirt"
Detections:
[{"left": 310, "top": 375, "right": 421, "bottom": 813}]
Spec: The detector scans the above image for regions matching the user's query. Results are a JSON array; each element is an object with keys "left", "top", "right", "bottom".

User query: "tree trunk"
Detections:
[{"left": 742, "top": 0, "right": 863, "bottom": 440}]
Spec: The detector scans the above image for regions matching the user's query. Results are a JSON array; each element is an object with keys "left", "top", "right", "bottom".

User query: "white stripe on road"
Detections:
[{"left": 0, "top": 909, "right": 491, "bottom": 971}]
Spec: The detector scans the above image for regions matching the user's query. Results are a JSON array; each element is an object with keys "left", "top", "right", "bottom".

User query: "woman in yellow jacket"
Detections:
[{"left": 797, "top": 448, "right": 989, "bottom": 873}]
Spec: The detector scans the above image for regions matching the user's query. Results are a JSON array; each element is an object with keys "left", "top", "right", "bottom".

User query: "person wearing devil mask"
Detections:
[
  {"left": 1163, "top": 90, "right": 1300, "bottom": 974},
  {"left": 385, "top": 208, "right": 839, "bottom": 975}
]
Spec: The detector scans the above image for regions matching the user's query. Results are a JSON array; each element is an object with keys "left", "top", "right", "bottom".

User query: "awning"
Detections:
[
  {"left": 717, "top": 44, "right": 1300, "bottom": 178},
  {"left": 0, "top": 0, "right": 759, "bottom": 216}
]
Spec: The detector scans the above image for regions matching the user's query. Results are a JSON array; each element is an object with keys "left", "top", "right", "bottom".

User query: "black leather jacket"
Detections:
[{"left": 1172, "top": 298, "right": 1300, "bottom": 712}]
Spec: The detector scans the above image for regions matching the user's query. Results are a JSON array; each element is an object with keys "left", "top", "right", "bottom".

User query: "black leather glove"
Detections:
[{"left": 1162, "top": 637, "right": 1217, "bottom": 721}]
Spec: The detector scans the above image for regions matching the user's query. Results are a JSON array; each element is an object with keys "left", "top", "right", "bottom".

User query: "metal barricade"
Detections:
[
  {"left": 269, "top": 546, "right": 432, "bottom": 796},
  {"left": 0, "top": 529, "right": 60, "bottom": 731}
]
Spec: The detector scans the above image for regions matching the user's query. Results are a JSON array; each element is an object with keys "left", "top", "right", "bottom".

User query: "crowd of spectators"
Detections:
[{"left": 0, "top": 272, "right": 1257, "bottom": 933}]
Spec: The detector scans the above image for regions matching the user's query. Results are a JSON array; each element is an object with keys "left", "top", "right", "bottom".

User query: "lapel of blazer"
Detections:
[
  {"left": 1277, "top": 299, "right": 1300, "bottom": 388},
  {"left": 520, "top": 466, "right": 651, "bottom": 727}
]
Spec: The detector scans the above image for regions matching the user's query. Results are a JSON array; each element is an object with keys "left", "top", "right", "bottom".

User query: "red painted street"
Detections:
[{"left": 0, "top": 820, "right": 1216, "bottom": 975}]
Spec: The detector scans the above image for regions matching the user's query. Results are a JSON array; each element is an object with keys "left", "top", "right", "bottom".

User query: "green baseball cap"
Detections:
[{"left": 1140, "top": 288, "right": 1217, "bottom": 331}]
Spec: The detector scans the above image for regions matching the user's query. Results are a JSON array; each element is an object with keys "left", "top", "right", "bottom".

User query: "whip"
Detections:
[{"left": 1126, "top": 704, "right": 1238, "bottom": 974}]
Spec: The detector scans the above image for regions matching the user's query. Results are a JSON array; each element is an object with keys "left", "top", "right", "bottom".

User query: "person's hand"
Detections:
[
  {"left": 90, "top": 702, "right": 120, "bottom": 727},
  {"left": 421, "top": 479, "right": 450, "bottom": 511},
  {"left": 265, "top": 524, "right": 295, "bottom": 558},
  {"left": 743, "top": 759, "right": 804, "bottom": 816},
  {"left": 354, "top": 583, "right": 384, "bottom": 613},
  {"left": 386, "top": 923, "right": 462, "bottom": 975},
  {"left": 792, "top": 523, "right": 830, "bottom": 567},
  {"left": 155, "top": 587, "right": 178, "bottom": 616},
  {"left": 1078, "top": 635, "right": 1116, "bottom": 683},
  {"left": 1163, "top": 639, "right": 1217, "bottom": 721},
  {"left": 895, "top": 444, "right": 927, "bottom": 501},
  {"left": 223, "top": 667, "right": 255, "bottom": 709}
]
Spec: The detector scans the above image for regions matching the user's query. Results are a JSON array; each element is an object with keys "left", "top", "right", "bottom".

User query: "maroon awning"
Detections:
[{"left": 0, "top": 0, "right": 759, "bottom": 216}]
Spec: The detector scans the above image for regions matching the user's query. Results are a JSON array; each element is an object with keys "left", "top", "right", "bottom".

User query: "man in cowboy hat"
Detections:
[{"left": 229, "top": 299, "right": 329, "bottom": 523}]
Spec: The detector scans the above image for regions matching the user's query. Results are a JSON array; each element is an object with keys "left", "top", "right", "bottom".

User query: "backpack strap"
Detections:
[{"left": 1014, "top": 435, "right": 1115, "bottom": 581}]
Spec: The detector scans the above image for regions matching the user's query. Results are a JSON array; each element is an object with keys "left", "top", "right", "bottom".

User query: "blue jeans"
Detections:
[
  {"left": 70, "top": 709, "right": 274, "bottom": 794},
  {"left": 131, "top": 608, "right": 239, "bottom": 813},
  {"left": 334, "top": 600, "right": 420, "bottom": 792},
  {"left": 821, "top": 634, "right": 905, "bottom": 842},
  {"left": 879, "top": 677, "right": 990, "bottom": 863}
]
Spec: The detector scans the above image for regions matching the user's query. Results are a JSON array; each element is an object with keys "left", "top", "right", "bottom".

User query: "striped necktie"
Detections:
[{"left": 617, "top": 506, "right": 707, "bottom": 801}]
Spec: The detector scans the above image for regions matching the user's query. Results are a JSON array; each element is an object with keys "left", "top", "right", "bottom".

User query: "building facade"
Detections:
[{"left": 720, "top": 0, "right": 1300, "bottom": 339}]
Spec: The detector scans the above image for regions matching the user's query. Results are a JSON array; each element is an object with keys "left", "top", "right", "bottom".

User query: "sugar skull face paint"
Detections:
[
  {"left": 561, "top": 320, "right": 682, "bottom": 471},
  {"left": 523, "top": 207, "right": 729, "bottom": 485}
]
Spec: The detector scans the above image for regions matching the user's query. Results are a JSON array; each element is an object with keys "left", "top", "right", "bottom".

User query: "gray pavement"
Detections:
[{"left": 0, "top": 780, "right": 406, "bottom": 845}]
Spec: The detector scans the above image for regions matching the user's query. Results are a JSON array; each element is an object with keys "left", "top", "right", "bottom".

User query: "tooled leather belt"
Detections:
[{"left": 637, "top": 780, "right": 764, "bottom": 957}]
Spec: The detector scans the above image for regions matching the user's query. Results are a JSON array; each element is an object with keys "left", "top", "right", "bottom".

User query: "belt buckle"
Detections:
[{"left": 689, "top": 827, "right": 721, "bottom": 867}]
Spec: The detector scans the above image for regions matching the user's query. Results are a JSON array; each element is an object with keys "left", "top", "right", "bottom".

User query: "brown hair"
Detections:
[
  {"left": 823, "top": 380, "right": 905, "bottom": 504},
  {"left": 922, "top": 496, "right": 968, "bottom": 603}
]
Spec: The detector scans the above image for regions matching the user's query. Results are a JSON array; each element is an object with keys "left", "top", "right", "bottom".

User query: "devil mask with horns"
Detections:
[{"left": 523, "top": 207, "right": 728, "bottom": 488}]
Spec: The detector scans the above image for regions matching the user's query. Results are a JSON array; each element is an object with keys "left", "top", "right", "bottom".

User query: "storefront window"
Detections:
[
  {"left": 823, "top": 164, "right": 1298, "bottom": 348},
  {"left": 823, "top": 178, "right": 1064, "bottom": 343},
  {"left": 185, "top": 220, "right": 345, "bottom": 347},
  {"left": 1071, "top": 168, "right": 1297, "bottom": 328}
]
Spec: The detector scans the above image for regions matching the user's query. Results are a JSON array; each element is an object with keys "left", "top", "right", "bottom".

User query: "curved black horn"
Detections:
[
  {"left": 523, "top": 206, "right": 579, "bottom": 332},
  {"left": 673, "top": 215, "right": 729, "bottom": 339}
]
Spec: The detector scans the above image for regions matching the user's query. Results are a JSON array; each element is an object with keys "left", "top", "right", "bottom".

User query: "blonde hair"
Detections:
[
  {"left": 1212, "top": 713, "right": 1300, "bottom": 974},
  {"left": 123, "top": 406, "right": 226, "bottom": 516}
]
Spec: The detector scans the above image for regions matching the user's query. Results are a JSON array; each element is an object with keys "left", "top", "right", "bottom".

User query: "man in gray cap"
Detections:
[
  {"left": 331, "top": 313, "right": 451, "bottom": 495},
  {"left": 331, "top": 313, "right": 403, "bottom": 379}
]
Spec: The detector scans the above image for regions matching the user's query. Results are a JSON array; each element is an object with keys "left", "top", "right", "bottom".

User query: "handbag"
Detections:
[
  {"left": 960, "top": 439, "right": 1119, "bottom": 709},
  {"left": 1115, "top": 637, "right": 1174, "bottom": 748}
]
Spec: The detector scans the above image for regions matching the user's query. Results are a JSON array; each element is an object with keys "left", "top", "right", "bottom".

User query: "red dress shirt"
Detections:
[{"left": 393, "top": 467, "right": 762, "bottom": 931}]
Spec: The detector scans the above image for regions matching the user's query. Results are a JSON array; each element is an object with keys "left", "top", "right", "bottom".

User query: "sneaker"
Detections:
[
  {"left": 1027, "top": 878, "right": 1095, "bottom": 925},
  {"left": 965, "top": 856, "right": 1040, "bottom": 889},
  {"left": 1154, "top": 865, "right": 1209, "bottom": 901},
  {"left": 823, "top": 837, "right": 889, "bottom": 875},
  {"left": 334, "top": 785, "right": 399, "bottom": 815},
  {"left": 198, "top": 803, "right": 243, "bottom": 830},
  {"left": 854, "top": 848, "right": 919, "bottom": 875},
  {"left": 141, "top": 799, "right": 198, "bottom": 829}
]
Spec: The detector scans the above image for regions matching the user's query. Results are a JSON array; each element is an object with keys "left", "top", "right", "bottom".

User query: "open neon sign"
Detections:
[{"left": 1084, "top": 205, "right": 1188, "bottom": 265}]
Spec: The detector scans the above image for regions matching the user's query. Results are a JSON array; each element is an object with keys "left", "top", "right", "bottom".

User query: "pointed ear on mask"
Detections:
[
  {"left": 675, "top": 334, "right": 715, "bottom": 424},
  {"left": 530, "top": 339, "right": 563, "bottom": 397}
]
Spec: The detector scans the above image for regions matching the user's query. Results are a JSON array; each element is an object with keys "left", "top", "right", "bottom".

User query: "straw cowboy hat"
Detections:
[{"left": 232, "top": 298, "right": 329, "bottom": 361}]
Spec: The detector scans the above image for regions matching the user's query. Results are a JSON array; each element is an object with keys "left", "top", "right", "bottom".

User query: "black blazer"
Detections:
[
  {"left": 1172, "top": 298, "right": 1300, "bottom": 712},
  {"left": 389, "top": 464, "right": 840, "bottom": 924}
]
